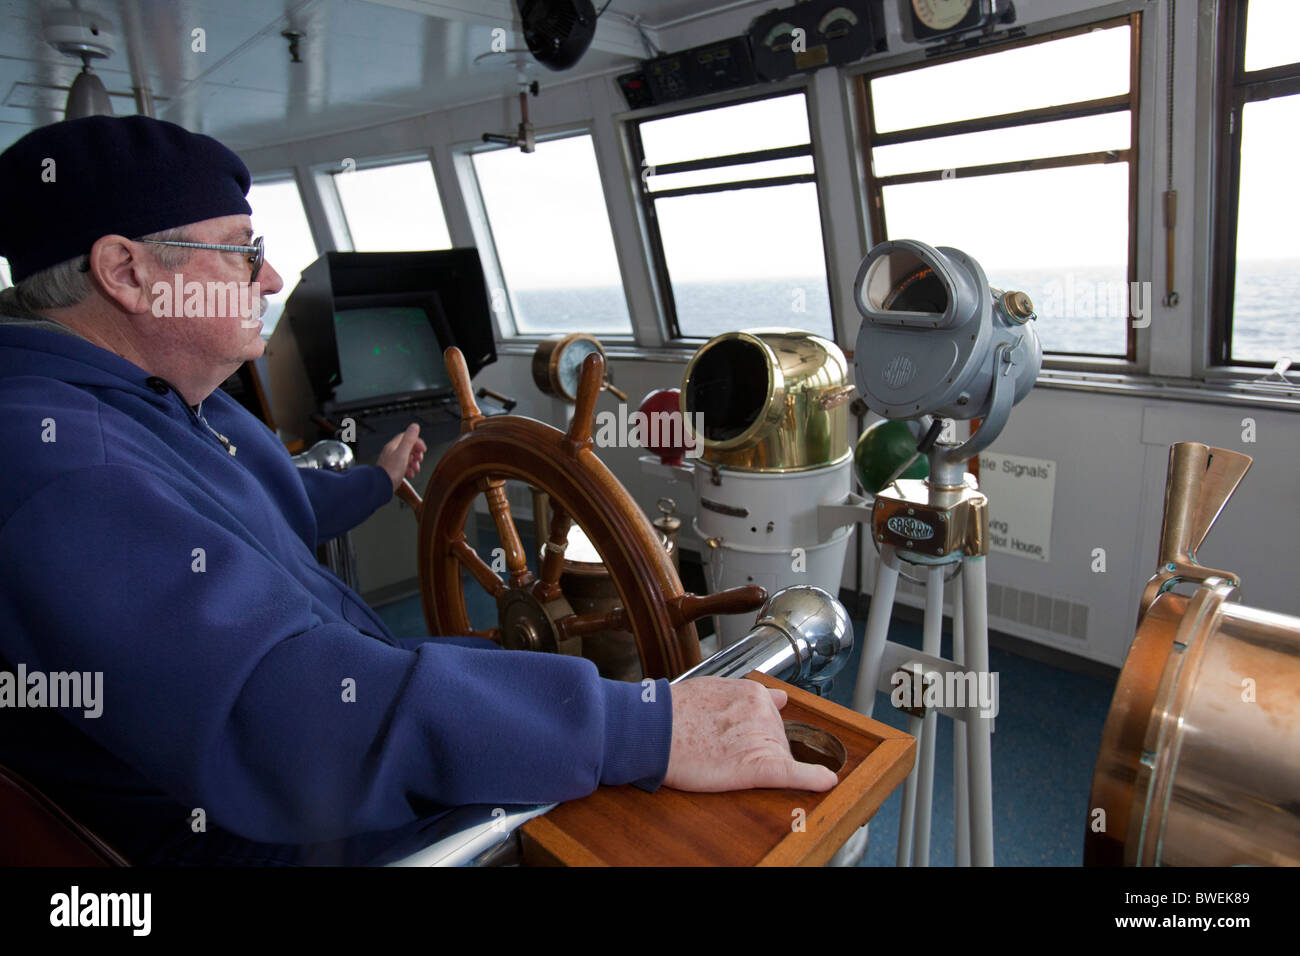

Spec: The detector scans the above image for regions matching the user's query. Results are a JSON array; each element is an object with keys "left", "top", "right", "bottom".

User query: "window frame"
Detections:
[
  {"left": 462, "top": 125, "right": 636, "bottom": 342},
  {"left": 626, "top": 88, "right": 836, "bottom": 343},
  {"left": 246, "top": 170, "right": 325, "bottom": 303},
  {"left": 856, "top": 13, "right": 1143, "bottom": 366},
  {"left": 316, "top": 151, "right": 451, "bottom": 254},
  {"left": 1210, "top": 0, "right": 1300, "bottom": 368}
]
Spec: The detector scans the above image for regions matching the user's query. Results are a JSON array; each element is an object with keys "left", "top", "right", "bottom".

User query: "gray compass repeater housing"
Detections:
[{"left": 852, "top": 239, "right": 1042, "bottom": 464}]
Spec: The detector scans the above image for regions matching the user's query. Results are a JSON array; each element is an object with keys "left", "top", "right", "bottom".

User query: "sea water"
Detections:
[{"left": 512, "top": 258, "right": 1297, "bottom": 363}]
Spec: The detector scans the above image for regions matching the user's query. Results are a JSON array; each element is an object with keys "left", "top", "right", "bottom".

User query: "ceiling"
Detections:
[{"left": 0, "top": 0, "right": 771, "bottom": 153}]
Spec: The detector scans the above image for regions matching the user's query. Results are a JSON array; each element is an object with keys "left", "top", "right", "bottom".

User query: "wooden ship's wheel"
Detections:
[{"left": 396, "top": 347, "right": 766, "bottom": 679}]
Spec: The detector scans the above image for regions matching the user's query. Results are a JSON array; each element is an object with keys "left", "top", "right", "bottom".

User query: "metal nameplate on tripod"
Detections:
[{"left": 872, "top": 494, "right": 986, "bottom": 559}]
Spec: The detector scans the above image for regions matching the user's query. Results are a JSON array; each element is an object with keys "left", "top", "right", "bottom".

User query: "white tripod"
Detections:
[{"left": 849, "top": 441, "right": 996, "bottom": 867}]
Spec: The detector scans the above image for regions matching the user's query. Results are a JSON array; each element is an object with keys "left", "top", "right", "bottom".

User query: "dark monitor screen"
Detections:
[
  {"left": 284, "top": 249, "right": 496, "bottom": 410},
  {"left": 324, "top": 289, "right": 456, "bottom": 411},
  {"left": 331, "top": 306, "right": 451, "bottom": 405}
]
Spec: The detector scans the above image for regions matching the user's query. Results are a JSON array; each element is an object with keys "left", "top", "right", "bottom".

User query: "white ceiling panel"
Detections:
[{"left": 0, "top": 0, "right": 768, "bottom": 152}]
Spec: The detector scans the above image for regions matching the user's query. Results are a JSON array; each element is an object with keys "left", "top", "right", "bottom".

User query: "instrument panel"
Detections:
[
  {"left": 616, "top": 1, "right": 886, "bottom": 110},
  {"left": 749, "top": 1, "right": 886, "bottom": 82}
]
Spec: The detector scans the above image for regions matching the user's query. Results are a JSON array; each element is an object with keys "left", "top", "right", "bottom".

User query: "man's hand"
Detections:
[
  {"left": 378, "top": 424, "right": 427, "bottom": 492},
  {"left": 664, "top": 676, "right": 839, "bottom": 793}
]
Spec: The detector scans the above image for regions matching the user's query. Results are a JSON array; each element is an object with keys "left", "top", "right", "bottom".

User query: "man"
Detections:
[{"left": 0, "top": 116, "right": 834, "bottom": 866}]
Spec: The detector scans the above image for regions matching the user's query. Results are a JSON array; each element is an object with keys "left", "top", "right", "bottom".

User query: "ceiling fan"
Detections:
[{"left": 517, "top": 0, "right": 600, "bottom": 71}]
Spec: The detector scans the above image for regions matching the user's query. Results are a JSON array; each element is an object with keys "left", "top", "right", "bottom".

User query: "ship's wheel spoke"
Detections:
[
  {"left": 480, "top": 476, "right": 534, "bottom": 590},
  {"left": 667, "top": 587, "right": 768, "bottom": 627},
  {"left": 451, "top": 534, "right": 506, "bottom": 599},
  {"left": 532, "top": 503, "right": 574, "bottom": 603},
  {"left": 556, "top": 607, "right": 630, "bottom": 643}
]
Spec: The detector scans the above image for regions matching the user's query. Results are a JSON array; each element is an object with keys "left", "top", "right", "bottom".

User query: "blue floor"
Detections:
[
  {"left": 373, "top": 521, "right": 1115, "bottom": 866},
  {"left": 821, "top": 616, "right": 1114, "bottom": 866}
]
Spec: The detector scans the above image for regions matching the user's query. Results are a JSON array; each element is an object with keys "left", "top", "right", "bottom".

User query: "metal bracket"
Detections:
[
  {"left": 817, "top": 492, "right": 873, "bottom": 539},
  {"left": 873, "top": 640, "right": 997, "bottom": 732}
]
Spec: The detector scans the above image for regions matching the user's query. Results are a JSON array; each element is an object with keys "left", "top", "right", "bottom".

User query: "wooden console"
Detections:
[{"left": 520, "top": 672, "right": 915, "bottom": 866}]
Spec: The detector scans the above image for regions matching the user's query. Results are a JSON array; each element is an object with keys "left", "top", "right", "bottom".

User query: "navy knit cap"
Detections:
[{"left": 0, "top": 115, "right": 252, "bottom": 283}]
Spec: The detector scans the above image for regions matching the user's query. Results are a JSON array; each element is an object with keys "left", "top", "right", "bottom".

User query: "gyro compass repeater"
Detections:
[{"left": 846, "top": 238, "right": 1042, "bottom": 867}]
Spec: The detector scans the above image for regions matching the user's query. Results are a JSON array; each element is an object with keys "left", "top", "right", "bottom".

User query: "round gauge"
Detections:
[
  {"left": 912, "top": 0, "right": 975, "bottom": 33},
  {"left": 818, "top": 8, "right": 859, "bottom": 40},
  {"left": 553, "top": 337, "right": 602, "bottom": 400},
  {"left": 531, "top": 332, "right": 607, "bottom": 402},
  {"left": 762, "top": 21, "right": 799, "bottom": 52}
]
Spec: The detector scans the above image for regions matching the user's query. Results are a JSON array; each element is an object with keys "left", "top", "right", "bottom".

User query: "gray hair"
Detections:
[{"left": 0, "top": 227, "right": 196, "bottom": 313}]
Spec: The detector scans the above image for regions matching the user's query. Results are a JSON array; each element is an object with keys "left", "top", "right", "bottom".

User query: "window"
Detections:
[
  {"left": 861, "top": 19, "right": 1139, "bottom": 360},
  {"left": 471, "top": 134, "right": 631, "bottom": 336},
  {"left": 332, "top": 159, "right": 452, "bottom": 252},
  {"left": 631, "top": 92, "right": 833, "bottom": 341},
  {"left": 1213, "top": 0, "right": 1300, "bottom": 366},
  {"left": 247, "top": 177, "right": 319, "bottom": 334},
  {"left": 0, "top": 258, "right": 11, "bottom": 289}
]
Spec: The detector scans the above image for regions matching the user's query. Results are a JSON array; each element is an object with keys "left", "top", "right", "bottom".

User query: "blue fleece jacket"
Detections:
[{"left": 0, "top": 324, "right": 672, "bottom": 865}]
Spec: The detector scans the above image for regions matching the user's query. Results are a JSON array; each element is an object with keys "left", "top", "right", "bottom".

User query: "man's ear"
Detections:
[{"left": 87, "top": 235, "right": 156, "bottom": 314}]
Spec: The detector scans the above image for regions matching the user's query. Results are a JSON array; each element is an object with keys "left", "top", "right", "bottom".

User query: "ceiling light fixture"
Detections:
[{"left": 42, "top": 5, "right": 117, "bottom": 119}]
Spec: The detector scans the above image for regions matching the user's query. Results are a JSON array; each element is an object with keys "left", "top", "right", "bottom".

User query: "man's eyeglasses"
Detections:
[{"left": 137, "top": 236, "right": 265, "bottom": 283}]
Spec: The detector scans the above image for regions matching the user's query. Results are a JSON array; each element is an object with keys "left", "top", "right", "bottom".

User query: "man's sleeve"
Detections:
[
  {"left": 0, "top": 464, "right": 673, "bottom": 845},
  {"left": 296, "top": 464, "right": 392, "bottom": 542}
]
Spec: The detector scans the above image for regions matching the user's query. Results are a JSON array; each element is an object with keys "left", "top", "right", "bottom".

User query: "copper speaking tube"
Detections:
[{"left": 1087, "top": 443, "right": 1300, "bottom": 866}]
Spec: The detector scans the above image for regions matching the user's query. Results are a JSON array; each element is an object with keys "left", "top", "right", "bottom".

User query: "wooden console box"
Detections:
[{"left": 520, "top": 672, "right": 916, "bottom": 866}]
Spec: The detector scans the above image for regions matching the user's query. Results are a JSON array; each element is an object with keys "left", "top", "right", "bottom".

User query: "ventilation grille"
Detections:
[
  {"left": 895, "top": 576, "right": 1088, "bottom": 641},
  {"left": 521, "top": 1, "right": 589, "bottom": 47},
  {"left": 530, "top": 7, "right": 578, "bottom": 42}
]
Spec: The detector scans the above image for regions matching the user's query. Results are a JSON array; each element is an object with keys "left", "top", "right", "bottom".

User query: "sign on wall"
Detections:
[{"left": 978, "top": 452, "right": 1056, "bottom": 562}]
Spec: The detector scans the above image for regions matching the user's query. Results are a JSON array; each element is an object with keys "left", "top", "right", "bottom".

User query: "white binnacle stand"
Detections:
[
  {"left": 641, "top": 454, "right": 856, "bottom": 650},
  {"left": 849, "top": 462, "right": 997, "bottom": 868}
]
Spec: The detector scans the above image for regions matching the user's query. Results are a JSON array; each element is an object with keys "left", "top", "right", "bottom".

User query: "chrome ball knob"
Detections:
[
  {"left": 294, "top": 439, "right": 355, "bottom": 472},
  {"left": 756, "top": 585, "right": 853, "bottom": 683}
]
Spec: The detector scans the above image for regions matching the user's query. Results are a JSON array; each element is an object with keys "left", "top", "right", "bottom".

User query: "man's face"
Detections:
[{"left": 140, "top": 213, "right": 284, "bottom": 374}]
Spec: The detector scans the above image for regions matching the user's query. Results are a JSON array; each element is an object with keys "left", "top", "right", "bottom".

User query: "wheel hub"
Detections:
[{"left": 497, "top": 587, "right": 574, "bottom": 653}]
